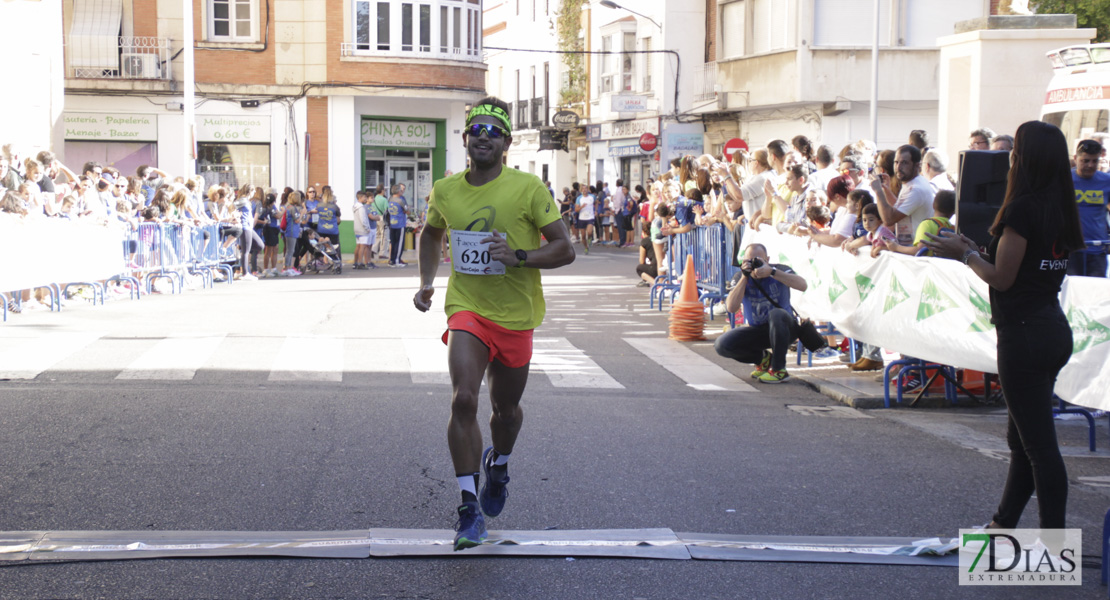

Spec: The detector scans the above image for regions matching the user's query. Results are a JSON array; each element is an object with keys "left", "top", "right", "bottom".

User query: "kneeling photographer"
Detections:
[{"left": 714, "top": 243, "right": 810, "bottom": 384}]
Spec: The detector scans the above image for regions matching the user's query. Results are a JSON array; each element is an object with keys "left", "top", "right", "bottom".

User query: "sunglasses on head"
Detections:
[
  {"left": 467, "top": 123, "right": 508, "bottom": 139},
  {"left": 1078, "top": 140, "right": 1102, "bottom": 154}
]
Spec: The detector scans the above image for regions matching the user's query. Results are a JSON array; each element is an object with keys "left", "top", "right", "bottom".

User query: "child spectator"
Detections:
[
  {"left": 281, "top": 191, "right": 305, "bottom": 276},
  {"left": 806, "top": 205, "right": 832, "bottom": 229},
  {"left": 843, "top": 203, "right": 894, "bottom": 258},
  {"left": 258, "top": 192, "right": 282, "bottom": 277},
  {"left": 883, "top": 189, "right": 956, "bottom": 257},
  {"left": 352, "top": 190, "right": 380, "bottom": 270},
  {"left": 636, "top": 202, "right": 673, "bottom": 286}
]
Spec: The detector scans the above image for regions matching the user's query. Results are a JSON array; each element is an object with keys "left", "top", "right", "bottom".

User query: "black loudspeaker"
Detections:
[{"left": 956, "top": 150, "right": 1010, "bottom": 248}]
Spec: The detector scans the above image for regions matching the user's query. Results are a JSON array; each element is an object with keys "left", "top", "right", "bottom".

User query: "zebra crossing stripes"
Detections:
[
  {"left": 269, "top": 336, "right": 344, "bottom": 382},
  {"left": 622, "top": 338, "right": 758, "bottom": 393},
  {"left": 0, "top": 333, "right": 758, "bottom": 393},
  {"left": 531, "top": 338, "right": 623, "bottom": 389},
  {"left": 0, "top": 331, "right": 103, "bottom": 380},
  {"left": 116, "top": 334, "right": 226, "bottom": 380}
]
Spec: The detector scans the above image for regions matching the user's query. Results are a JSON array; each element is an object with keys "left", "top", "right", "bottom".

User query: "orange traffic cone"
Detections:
[
  {"left": 668, "top": 255, "right": 705, "bottom": 341},
  {"left": 677, "top": 255, "right": 699, "bottom": 303}
]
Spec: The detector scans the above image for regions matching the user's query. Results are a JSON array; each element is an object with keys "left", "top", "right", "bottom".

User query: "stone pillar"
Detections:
[{"left": 937, "top": 15, "right": 1093, "bottom": 165}]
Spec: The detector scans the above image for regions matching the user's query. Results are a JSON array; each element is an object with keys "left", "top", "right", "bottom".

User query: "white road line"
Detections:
[
  {"left": 531, "top": 338, "right": 624, "bottom": 389},
  {"left": 623, "top": 337, "right": 758, "bottom": 393},
  {"left": 117, "top": 334, "right": 226, "bottom": 380},
  {"left": 268, "top": 336, "right": 344, "bottom": 382},
  {"left": 404, "top": 338, "right": 450, "bottom": 385},
  {"left": 345, "top": 338, "right": 411, "bottom": 375},
  {"left": 0, "top": 332, "right": 105, "bottom": 379}
]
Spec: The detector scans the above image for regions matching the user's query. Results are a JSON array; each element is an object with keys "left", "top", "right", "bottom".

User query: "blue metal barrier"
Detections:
[{"left": 1072, "top": 239, "right": 1110, "bottom": 277}]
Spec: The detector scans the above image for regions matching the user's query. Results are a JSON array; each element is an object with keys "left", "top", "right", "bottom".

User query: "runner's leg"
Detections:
[
  {"left": 485, "top": 358, "right": 528, "bottom": 455},
  {"left": 447, "top": 330, "right": 492, "bottom": 476}
]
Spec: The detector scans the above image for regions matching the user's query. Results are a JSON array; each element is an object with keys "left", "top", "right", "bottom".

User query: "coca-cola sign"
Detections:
[{"left": 552, "top": 110, "right": 580, "bottom": 130}]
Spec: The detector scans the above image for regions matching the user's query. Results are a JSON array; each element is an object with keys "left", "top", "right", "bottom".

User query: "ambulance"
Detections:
[{"left": 1041, "top": 43, "right": 1110, "bottom": 155}]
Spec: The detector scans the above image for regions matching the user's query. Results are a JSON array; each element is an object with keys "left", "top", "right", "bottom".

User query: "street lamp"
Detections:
[{"left": 598, "top": 0, "right": 662, "bottom": 30}]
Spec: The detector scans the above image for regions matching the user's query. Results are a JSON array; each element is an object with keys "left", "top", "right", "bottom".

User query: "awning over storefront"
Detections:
[{"left": 69, "top": 0, "right": 123, "bottom": 70}]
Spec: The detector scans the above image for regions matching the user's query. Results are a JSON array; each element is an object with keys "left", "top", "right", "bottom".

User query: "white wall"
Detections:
[
  {"left": 937, "top": 27, "right": 1096, "bottom": 166},
  {"left": 0, "top": 0, "right": 65, "bottom": 156},
  {"left": 61, "top": 95, "right": 300, "bottom": 187}
]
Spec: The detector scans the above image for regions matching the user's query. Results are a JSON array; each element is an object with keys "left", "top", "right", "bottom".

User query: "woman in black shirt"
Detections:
[{"left": 926, "top": 121, "right": 1084, "bottom": 530}]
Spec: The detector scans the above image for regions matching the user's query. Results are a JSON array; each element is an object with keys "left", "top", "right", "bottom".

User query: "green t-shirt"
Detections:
[
  {"left": 913, "top": 216, "right": 953, "bottom": 256},
  {"left": 373, "top": 195, "right": 389, "bottom": 221},
  {"left": 426, "top": 168, "right": 562, "bottom": 330}
]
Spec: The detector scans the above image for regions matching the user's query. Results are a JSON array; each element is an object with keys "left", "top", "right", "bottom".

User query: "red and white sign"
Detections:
[
  {"left": 1045, "top": 86, "right": 1110, "bottom": 104},
  {"left": 639, "top": 133, "right": 658, "bottom": 153},
  {"left": 723, "top": 137, "right": 749, "bottom": 159}
]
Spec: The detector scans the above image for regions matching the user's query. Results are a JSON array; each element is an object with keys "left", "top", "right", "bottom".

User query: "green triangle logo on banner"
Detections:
[
  {"left": 916, "top": 278, "right": 959, "bottom": 321},
  {"left": 883, "top": 275, "right": 910, "bottom": 313},
  {"left": 829, "top": 270, "right": 848, "bottom": 304},
  {"left": 1067, "top": 306, "right": 1110, "bottom": 354},
  {"left": 808, "top": 258, "right": 822, "bottom": 288},
  {"left": 967, "top": 288, "right": 995, "bottom": 332},
  {"left": 855, "top": 273, "right": 874, "bottom": 301}
]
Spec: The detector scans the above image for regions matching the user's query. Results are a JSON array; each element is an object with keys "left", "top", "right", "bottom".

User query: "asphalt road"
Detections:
[{"left": 0, "top": 245, "right": 1106, "bottom": 599}]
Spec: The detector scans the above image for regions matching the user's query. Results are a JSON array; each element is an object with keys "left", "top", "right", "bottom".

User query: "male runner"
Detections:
[{"left": 413, "top": 96, "right": 576, "bottom": 550}]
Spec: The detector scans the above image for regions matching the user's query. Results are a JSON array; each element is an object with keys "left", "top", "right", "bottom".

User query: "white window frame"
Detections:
[
  {"left": 599, "top": 20, "right": 637, "bottom": 95},
  {"left": 206, "top": 0, "right": 258, "bottom": 43},
  {"left": 350, "top": 0, "right": 481, "bottom": 60}
]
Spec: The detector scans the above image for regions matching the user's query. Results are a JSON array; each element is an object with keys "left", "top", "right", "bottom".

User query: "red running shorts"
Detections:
[{"left": 442, "top": 310, "right": 534, "bottom": 369}]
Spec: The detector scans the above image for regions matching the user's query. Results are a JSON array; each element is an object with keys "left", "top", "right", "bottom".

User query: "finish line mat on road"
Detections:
[{"left": 0, "top": 529, "right": 957, "bottom": 566}]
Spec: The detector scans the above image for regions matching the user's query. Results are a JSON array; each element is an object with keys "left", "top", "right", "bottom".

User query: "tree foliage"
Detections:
[
  {"left": 1032, "top": 0, "right": 1110, "bottom": 43},
  {"left": 556, "top": 0, "right": 587, "bottom": 106}
]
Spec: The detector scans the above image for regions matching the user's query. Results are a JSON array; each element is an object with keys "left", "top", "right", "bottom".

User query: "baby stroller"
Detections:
[{"left": 304, "top": 230, "right": 342, "bottom": 274}]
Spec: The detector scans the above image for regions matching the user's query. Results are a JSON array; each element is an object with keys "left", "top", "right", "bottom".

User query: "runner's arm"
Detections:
[
  {"left": 526, "top": 219, "right": 576, "bottom": 268},
  {"left": 418, "top": 223, "right": 446, "bottom": 287},
  {"left": 414, "top": 224, "right": 445, "bottom": 312}
]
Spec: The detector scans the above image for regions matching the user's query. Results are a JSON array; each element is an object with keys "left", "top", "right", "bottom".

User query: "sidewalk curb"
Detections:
[{"left": 794, "top": 373, "right": 885, "bottom": 410}]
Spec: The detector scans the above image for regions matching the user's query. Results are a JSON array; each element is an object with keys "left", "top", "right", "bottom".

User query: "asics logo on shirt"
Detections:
[
  {"left": 1076, "top": 189, "right": 1106, "bottom": 205},
  {"left": 466, "top": 206, "right": 496, "bottom": 232}
]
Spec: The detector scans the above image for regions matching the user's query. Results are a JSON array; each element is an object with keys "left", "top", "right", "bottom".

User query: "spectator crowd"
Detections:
[
  {"left": 0, "top": 144, "right": 427, "bottom": 314},
  {"left": 581, "top": 126, "right": 1110, "bottom": 384}
]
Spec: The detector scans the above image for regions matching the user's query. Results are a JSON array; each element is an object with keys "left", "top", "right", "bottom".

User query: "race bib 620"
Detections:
[{"left": 451, "top": 229, "right": 506, "bottom": 275}]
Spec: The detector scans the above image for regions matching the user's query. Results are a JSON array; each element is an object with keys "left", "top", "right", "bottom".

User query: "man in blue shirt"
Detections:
[
  {"left": 1069, "top": 139, "right": 1110, "bottom": 277},
  {"left": 714, "top": 243, "right": 809, "bottom": 383}
]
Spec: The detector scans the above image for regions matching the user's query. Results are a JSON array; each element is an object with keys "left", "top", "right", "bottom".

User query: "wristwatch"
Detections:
[
  {"left": 770, "top": 267, "right": 777, "bottom": 278},
  {"left": 515, "top": 249, "right": 528, "bottom": 268}
]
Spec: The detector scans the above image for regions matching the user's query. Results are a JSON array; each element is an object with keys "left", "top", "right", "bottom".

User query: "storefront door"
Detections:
[{"left": 388, "top": 161, "right": 416, "bottom": 203}]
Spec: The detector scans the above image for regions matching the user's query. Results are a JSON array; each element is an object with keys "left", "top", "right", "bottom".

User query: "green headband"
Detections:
[{"left": 467, "top": 104, "right": 512, "bottom": 133}]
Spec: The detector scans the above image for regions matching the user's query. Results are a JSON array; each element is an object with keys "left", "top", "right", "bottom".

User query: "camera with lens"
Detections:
[{"left": 741, "top": 256, "right": 764, "bottom": 276}]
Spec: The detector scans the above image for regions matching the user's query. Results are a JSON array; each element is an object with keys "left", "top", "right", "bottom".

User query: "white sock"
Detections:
[
  {"left": 493, "top": 451, "right": 510, "bottom": 467},
  {"left": 457, "top": 474, "right": 477, "bottom": 497}
]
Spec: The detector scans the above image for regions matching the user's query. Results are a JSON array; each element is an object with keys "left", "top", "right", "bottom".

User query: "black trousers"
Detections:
[
  {"left": 714, "top": 308, "right": 798, "bottom": 371},
  {"left": 390, "top": 227, "right": 405, "bottom": 263},
  {"left": 991, "top": 307, "right": 1072, "bottom": 529}
]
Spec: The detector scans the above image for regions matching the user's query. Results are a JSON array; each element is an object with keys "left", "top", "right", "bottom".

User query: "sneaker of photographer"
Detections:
[
  {"left": 750, "top": 350, "right": 772, "bottom": 380},
  {"left": 757, "top": 368, "right": 790, "bottom": 384}
]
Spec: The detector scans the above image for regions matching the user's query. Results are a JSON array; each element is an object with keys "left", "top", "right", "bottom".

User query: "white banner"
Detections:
[
  {"left": 743, "top": 228, "right": 1110, "bottom": 412},
  {"left": 0, "top": 216, "right": 125, "bottom": 292}
]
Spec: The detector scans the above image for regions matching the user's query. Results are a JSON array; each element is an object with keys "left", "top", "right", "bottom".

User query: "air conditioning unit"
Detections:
[{"left": 121, "top": 53, "right": 161, "bottom": 79}]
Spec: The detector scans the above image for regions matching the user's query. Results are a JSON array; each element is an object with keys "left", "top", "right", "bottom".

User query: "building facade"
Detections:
[{"left": 60, "top": 0, "right": 487, "bottom": 213}]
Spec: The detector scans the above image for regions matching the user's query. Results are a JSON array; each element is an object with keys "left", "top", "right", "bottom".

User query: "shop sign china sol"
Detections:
[{"left": 361, "top": 120, "right": 436, "bottom": 148}]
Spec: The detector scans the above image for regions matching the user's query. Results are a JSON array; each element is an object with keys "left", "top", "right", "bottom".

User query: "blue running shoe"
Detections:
[
  {"left": 453, "top": 501, "right": 487, "bottom": 551},
  {"left": 479, "top": 446, "right": 510, "bottom": 517}
]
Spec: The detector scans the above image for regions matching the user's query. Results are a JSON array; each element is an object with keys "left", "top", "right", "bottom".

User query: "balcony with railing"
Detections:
[
  {"left": 515, "top": 100, "right": 529, "bottom": 131},
  {"left": 65, "top": 35, "right": 173, "bottom": 81},
  {"left": 529, "top": 96, "right": 547, "bottom": 130},
  {"left": 694, "top": 61, "right": 717, "bottom": 103},
  {"left": 343, "top": 0, "right": 482, "bottom": 63}
]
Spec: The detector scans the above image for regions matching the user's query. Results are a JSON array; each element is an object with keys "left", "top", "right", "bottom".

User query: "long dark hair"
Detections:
[{"left": 990, "top": 121, "right": 1084, "bottom": 251}]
